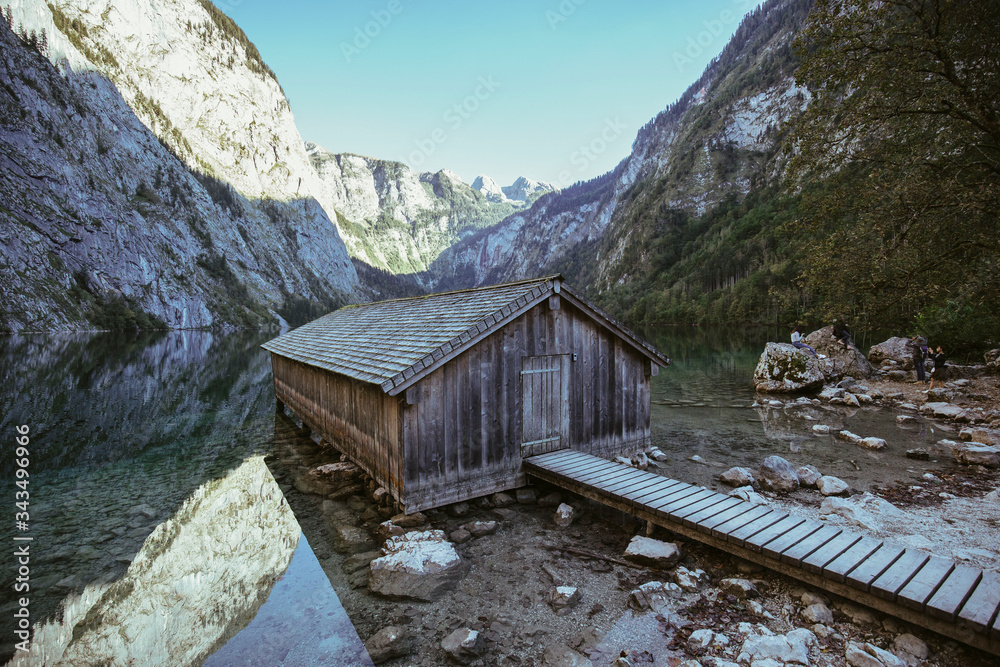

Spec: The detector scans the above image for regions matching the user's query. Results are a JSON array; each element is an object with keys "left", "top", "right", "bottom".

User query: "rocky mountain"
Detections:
[
  {"left": 306, "top": 144, "right": 521, "bottom": 284},
  {"left": 429, "top": 0, "right": 815, "bottom": 307},
  {"left": 471, "top": 174, "right": 555, "bottom": 205}
]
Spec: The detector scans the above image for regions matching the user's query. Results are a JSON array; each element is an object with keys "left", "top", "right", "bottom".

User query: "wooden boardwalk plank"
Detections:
[
  {"left": 698, "top": 502, "right": 759, "bottom": 535},
  {"left": 681, "top": 496, "right": 745, "bottom": 529},
  {"left": 822, "top": 536, "right": 883, "bottom": 583},
  {"left": 898, "top": 556, "right": 955, "bottom": 612},
  {"left": 780, "top": 526, "right": 843, "bottom": 567},
  {"left": 727, "top": 511, "right": 790, "bottom": 547},
  {"left": 648, "top": 485, "right": 705, "bottom": 513},
  {"left": 846, "top": 544, "right": 905, "bottom": 592},
  {"left": 761, "top": 519, "right": 824, "bottom": 560},
  {"left": 871, "top": 550, "right": 931, "bottom": 601},
  {"left": 523, "top": 450, "right": 998, "bottom": 657},
  {"left": 957, "top": 570, "right": 1000, "bottom": 634},
  {"left": 621, "top": 478, "right": 682, "bottom": 506},
  {"left": 570, "top": 466, "right": 634, "bottom": 488},
  {"left": 710, "top": 505, "right": 774, "bottom": 539},
  {"left": 631, "top": 479, "right": 686, "bottom": 507},
  {"left": 634, "top": 482, "right": 695, "bottom": 511},
  {"left": 744, "top": 516, "right": 808, "bottom": 553},
  {"left": 590, "top": 468, "right": 653, "bottom": 492},
  {"left": 927, "top": 565, "right": 983, "bottom": 622},
  {"left": 604, "top": 472, "right": 665, "bottom": 498},
  {"left": 672, "top": 494, "right": 734, "bottom": 526},
  {"left": 801, "top": 532, "right": 862, "bottom": 575},
  {"left": 658, "top": 489, "right": 720, "bottom": 520}
]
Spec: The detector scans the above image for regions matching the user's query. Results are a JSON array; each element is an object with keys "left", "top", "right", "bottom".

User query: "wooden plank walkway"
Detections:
[{"left": 524, "top": 449, "right": 1000, "bottom": 657}]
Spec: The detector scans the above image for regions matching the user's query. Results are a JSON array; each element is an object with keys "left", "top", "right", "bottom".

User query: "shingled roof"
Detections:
[{"left": 262, "top": 275, "right": 669, "bottom": 395}]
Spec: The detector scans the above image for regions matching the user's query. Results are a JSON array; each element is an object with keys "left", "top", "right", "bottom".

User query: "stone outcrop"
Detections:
[
  {"left": 946, "top": 440, "right": 1000, "bottom": 468},
  {"left": 753, "top": 343, "right": 826, "bottom": 393},
  {"left": 804, "top": 327, "right": 875, "bottom": 379},
  {"left": 868, "top": 337, "right": 918, "bottom": 369}
]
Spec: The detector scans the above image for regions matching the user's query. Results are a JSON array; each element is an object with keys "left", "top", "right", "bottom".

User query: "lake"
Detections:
[{"left": 0, "top": 327, "right": 954, "bottom": 664}]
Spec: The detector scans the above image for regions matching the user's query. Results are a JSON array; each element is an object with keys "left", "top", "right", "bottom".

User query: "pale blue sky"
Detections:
[{"left": 224, "top": 0, "right": 762, "bottom": 187}]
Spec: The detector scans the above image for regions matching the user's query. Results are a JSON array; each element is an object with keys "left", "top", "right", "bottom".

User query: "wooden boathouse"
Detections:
[{"left": 262, "top": 275, "right": 670, "bottom": 512}]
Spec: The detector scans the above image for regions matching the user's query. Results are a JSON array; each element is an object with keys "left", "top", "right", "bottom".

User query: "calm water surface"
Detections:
[{"left": 0, "top": 327, "right": 955, "bottom": 664}]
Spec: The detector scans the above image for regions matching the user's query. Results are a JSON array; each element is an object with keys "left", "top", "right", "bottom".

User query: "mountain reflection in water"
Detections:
[{"left": 0, "top": 331, "right": 369, "bottom": 665}]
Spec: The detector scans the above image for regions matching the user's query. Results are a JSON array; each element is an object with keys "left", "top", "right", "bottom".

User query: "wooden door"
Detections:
[{"left": 520, "top": 355, "right": 569, "bottom": 457}]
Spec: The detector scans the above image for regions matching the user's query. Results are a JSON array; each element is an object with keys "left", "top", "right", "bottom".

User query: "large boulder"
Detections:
[
  {"left": 759, "top": 455, "right": 799, "bottom": 492},
  {"left": 369, "top": 530, "right": 468, "bottom": 601},
  {"left": 804, "top": 326, "right": 875, "bottom": 379},
  {"left": 753, "top": 343, "right": 826, "bottom": 393},
  {"left": 868, "top": 337, "right": 918, "bottom": 369}
]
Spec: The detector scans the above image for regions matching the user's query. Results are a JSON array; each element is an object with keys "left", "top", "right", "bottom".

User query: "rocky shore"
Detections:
[{"left": 261, "top": 331, "right": 999, "bottom": 666}]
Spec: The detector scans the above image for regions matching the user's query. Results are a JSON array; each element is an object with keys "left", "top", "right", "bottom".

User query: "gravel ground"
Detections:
[{"left": 268, "top": 372, "right": 1000, "bottom": 666}]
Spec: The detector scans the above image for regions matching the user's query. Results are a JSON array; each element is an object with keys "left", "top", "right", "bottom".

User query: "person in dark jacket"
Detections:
[
  {"left": 910, "top": 336, "right": 927, "bottom": 382},
  {"left": 832, "top": 317, "right": 855, "bottom": 351},
  {"left": 929, "top": 346, "right": 947, "bottom": 390}
]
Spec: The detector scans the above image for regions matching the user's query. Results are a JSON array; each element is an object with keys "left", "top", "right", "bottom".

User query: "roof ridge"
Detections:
[{"left": 342, "top": 274, "right": 562, "bottom": 309}]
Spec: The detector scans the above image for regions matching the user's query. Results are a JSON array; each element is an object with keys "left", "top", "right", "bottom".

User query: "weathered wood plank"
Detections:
[
  {"left": 822, "top": 536, "right": 884, "bottom": 583},
  {"left": 727, "top": 510, "right": 790, "bottom": 547},
  {"left": 801, "top": 532, "right": 862, "bottom": 575},
  {"left": 526, "top": 449, "right": 579, "bottom": 468},
  {"left": 601, "top": 471, "right": 663, "bottom": 497},
  {"left": 780, "top": 526, "right": 844, "bottom": 567},
  {"left": 670, "top": 493, "right": 733, "bottom": 523},
  {"left": 631, "top": 479, "right": 687, "bottom": 507},
  {"left": 681, "top": 496, "right": 745, "bottom": 529},
  {"left": 845, "top": 544, "right": 906, "bottom": 592},
  {"left": 698, "top": 502, "right": 759, "bottom": 536},
  {"left": 957, "top": 570, "right": 1000, "bottom": 634},
  {"left": 710, "top": 505, "right": 775, "bottom": 540},
  {"left": 576, "top": 467, "right": 638, "bottom": 490},
  {"left": 743, "top": 515, "right": 808, "bottom": 553},
  {"left": 648, "top": 485, "right": 707, "bottom": 514},
  {"left": 897, "top": 556, "right": 955, "bottom": 612},
  {"left": 548, "top": 457, "right": 622, "bottom": 481},
  {"left": 761, "top": 519, "right": 824, "bottom": 560},
  {"left": 870, "top": 550, "right": 932, "bottom": 601},
  {"left": 661, "top": 489, "right": 726, "bottom": 521},
  {"left": 927, "top": 565, "right": 983, "bottom": 622}
]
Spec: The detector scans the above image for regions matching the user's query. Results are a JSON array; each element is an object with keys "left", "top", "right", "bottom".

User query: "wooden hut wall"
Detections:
[
  {"left": 271, "top": 354, "right": 404, "bottom": 503},
  {"left": 402, "top": 300, "right": 652, "bottom": 512}
]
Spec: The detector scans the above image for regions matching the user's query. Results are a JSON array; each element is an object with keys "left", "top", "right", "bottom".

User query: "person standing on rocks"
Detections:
[
  {"left": 791, "top": 326, "right": 818, "bottom": 356},
  {"left": 910, "top": 336, "right": 928, "bottom": 383},
  {"left": 929, "top": 345, "right": 947, "bottom": 390}
]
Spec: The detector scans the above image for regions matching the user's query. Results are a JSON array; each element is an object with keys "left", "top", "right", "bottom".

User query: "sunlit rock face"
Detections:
[
  {"left": 9, "top": 457, "right": 299, "bottom": 667},
  {"left": 0, "top": 0, "right": 357, "bottom": 331}
]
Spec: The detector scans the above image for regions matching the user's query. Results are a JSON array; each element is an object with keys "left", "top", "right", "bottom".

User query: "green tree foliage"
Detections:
[{"left": 788, "top": 0, "right": 1000, "bottom": 352}]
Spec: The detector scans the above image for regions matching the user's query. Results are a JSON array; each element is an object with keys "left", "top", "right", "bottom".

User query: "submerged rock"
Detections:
[{"left": 753, "top": 343, "right": 826, "bottom": 393}]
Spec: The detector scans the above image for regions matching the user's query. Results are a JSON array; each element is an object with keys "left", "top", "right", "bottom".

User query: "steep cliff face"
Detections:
[
  {"left": 431, "top": 0, "right": 814, "bottom": 295},
  {"left": 0, "top": 0, "right": 358, "bottom": 331},
  {"left": 308, "top": 144, "right": 538, "bottom": 283}
]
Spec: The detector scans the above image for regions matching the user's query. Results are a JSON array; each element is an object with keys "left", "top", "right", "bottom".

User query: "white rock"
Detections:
[
  {"left": 949, "top": 441, "right": 1000, "bottom": 467},
  {"left": 649, "top": 447, "right": 668, "bottom": 462},
  {"left": 892, "top": 633, "right": 929, "bottom": 666},
  {"left": 549, "top": 585, "right": 581, "bottom": 610},
  {"left": 845, "top": 641, "right": 906, "bottom": 667},
  {"left": 836, "top": 430, "right": 863, "bottom": 445},
  {"left": 796, "top": 465, "right": 822, "bottom": 487},
  {"left": 729, "top": 486, "right": 768, "bottom": 505},
  {"left": 802, "top": 602, "right": 834, "bottom": 624},
  {"left": 860, "top": 437, "right": 887, "bottom": 450},
  {"left": 820, "top": 497, "right": 876, "bottom": 530},
  {"left": 812, "top": 424, "right": 831, "bottom": 435},
  {"left": 688, "top": 628, "right": 716, "bottom": 651},
  {"left": 720, "top": 466, "right": 756, "bottom": 486},
  {"left": 368, "top": 530, "right": 466, "bottom": 601},
  {"left": 623, "top": 535, "right": 680, "bottom": 568},
  {"left": 753, "top": 343, "right": 827, "bottom": 393},
  {"left": 738, "top": 632, "right": 811, "bottom": 665},
  {"left": 817, "top": 475, "right": 850, "bottom": 496},
  {"left": 674, "top": 566, "right": 708, "bottom": 592},
  {"left": 440, "top": 628, "right": 484, "bottom": 664},
  {"left": 554, "top": 503, "right": 574, "bottom": 528}
]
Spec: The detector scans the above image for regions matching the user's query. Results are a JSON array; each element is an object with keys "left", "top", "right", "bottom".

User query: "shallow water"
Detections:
[
  {"left": 644, "top": 327, "right": 959, "bottom": 492},
  {"left": 0, "top": 330, "right": 369, "bottom": 665},
  {"left": 0, "top": 326, "right": 956, "bottom": 664}
]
